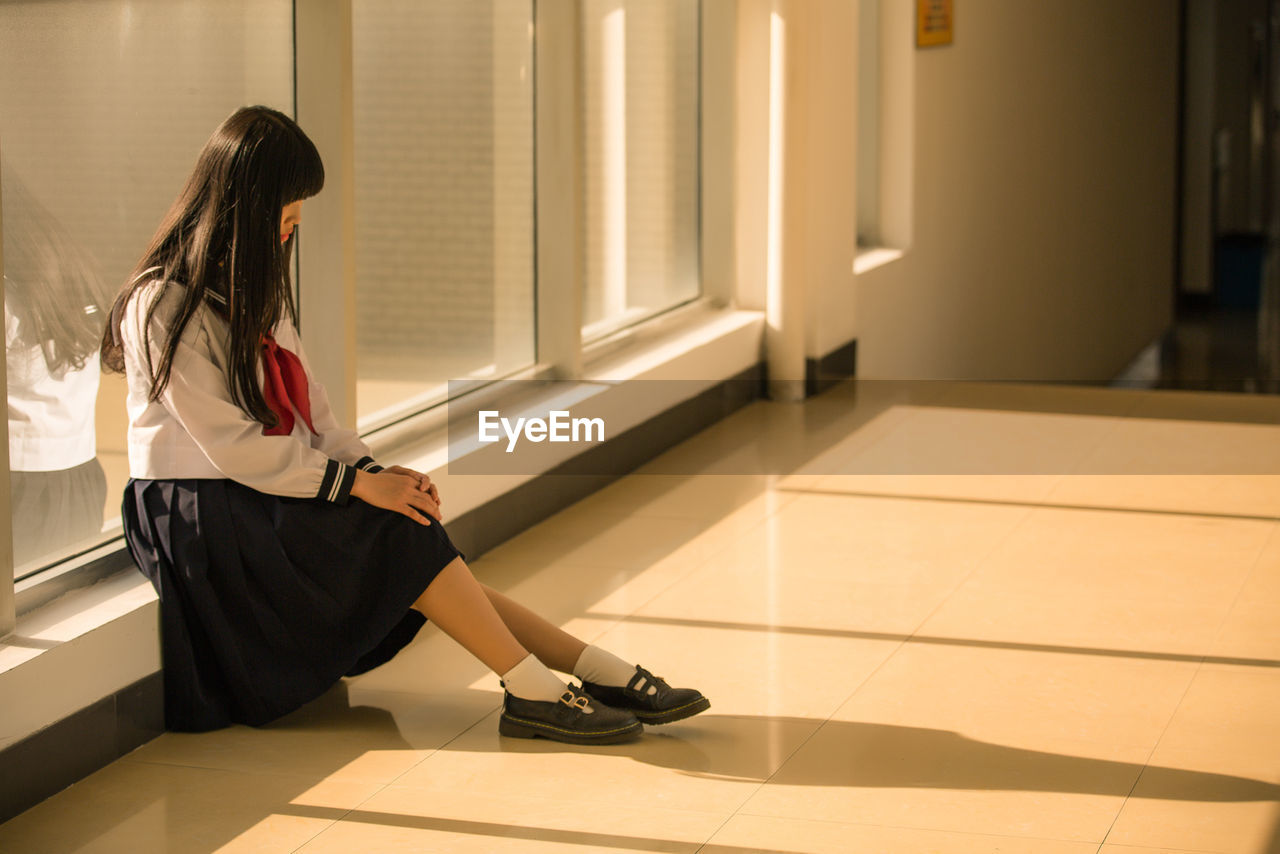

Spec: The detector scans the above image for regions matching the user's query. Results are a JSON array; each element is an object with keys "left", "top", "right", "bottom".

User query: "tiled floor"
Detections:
[{"left": 4, "top": 381, "right": 1280, "bottom": 853}]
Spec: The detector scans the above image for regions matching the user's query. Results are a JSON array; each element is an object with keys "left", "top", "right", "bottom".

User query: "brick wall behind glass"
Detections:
[{"left": 353, "top": 0, "right": 534, "bottom": 382}]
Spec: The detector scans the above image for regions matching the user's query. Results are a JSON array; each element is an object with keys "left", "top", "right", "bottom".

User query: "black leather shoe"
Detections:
[
  {"left": 582, "top": 666, "right": 710, "bottom": 725},
  {"left": 499, "top": 685, "right": 642, "bottom": 745}
]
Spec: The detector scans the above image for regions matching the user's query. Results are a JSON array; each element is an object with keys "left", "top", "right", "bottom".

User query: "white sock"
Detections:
[
  {"left": 501, "top": 653, "right": 568, "bottom": 702},
  {"left": 573, "top": 645, "right": 654, "bottom": 695}
]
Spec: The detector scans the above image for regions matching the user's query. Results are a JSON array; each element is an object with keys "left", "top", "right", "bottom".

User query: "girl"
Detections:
[{"left": 100, "top": 105, "right": 708, "bottom": 743}]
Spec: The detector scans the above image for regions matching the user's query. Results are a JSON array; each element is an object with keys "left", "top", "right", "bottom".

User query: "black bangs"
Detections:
[
  {"left": 280, "top": 118, "right": 325, "bottom": 204},
  {"left": 239, "top": 107, "right": 325, "bottom": 207}
]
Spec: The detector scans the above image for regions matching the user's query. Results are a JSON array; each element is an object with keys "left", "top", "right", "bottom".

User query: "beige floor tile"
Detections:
[
  {"left": 1071, "top": 419, "right": 1280, "bottom": 476},
  {"left": 613, "top": 491, "right": 1032, "bottom": 641},
  {"left": 1213, "top": 602, "right": 1280, "bottom": 663},
  {"left": 1046, "top": 475, "right": 1280, "bottom": 519},
  {"left": 569, "top": 473, "right": 773, "bottom": 521},
  {"left": 620, "top": 491, "right": 1034, "bottom": 638},
  {"left": 705, "top": 813, "right": 1100, "bottom": 854},
  {"left": 634, "top": 382, "right": 963, "bottom": 481},
  {"left": 833, "top": 643, "right": 1198, "bottom": 752},
  {"left": 627, "top": 553, "right": 957, "bottom": 637},
  {"left": 1104, "top": 750, "right": 1280, "bottom": 853},
  {"left": 773, "top": 406, "right": 920, "bottom": 478},
  {"left": 0, "top": 758, "right": 376, "bottom": 854},
  {"left": 127, "top": 681, "right": 495, "bottom": 784},
  {"left": 1225, "top": 527, "right": 1280, "bottom": 607},
  {"left": 1149, "top": 665, "right": 1280, "bottom": 760},
  {"left": 932, "top": 381, "right": 1140, "bottom": 418},
  {"left": 295, "top": 786, "right": 725, "bottom": 853},
  {"left": 1098, "top": 847, "right": 1240, "bottom": 854},
  {"left": 389, "top": 710, "right": 816, "bottom": 815},
  {"left": 1213, "top": 530, "right": 1280, "bottom": 662},
  {"left": 729, "top": 491, "right": 1033, "bottom": 587},
  {"left": 464, "top": 499, "right": 786, "bottom": 625},
  {"left": 739, "top": 717, "right": 1150, "bottom": 842},
  {"left": 473, "top": 555, "right": 682, "bottom": 628},
  {"left": 824, "top": 406, "right": 1120, "bottom": 476},
  {"left": 803, "top": 474, "right": 1065, "bottom": 505},
  {"left": 481, "top": 501, "right": 716, "bottom": 572},
  {"left": 772, "top": 471, "right": 825, "bottom": 492},
  {"left": 960, "top": 507, "right": 1271, "bottom": 610},
  {"left": 470, "top": 500, "right": 782, "bottom": 627},
  {"left": 633, "top": 399, "right": 878, "bottom": 477},
  {"left": 919, "top": 586, "right": 1228, "bottom": 661}
]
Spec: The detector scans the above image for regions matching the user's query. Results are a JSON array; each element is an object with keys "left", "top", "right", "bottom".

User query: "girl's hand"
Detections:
[
  {"left": 350, "top": 469, "right": 442, "bottom": 526},
  {"left": 383, "top": 465, "right": 442, "bottom": 508}
]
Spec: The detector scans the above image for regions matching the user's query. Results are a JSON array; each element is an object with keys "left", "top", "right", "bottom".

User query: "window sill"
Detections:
[
  {"left": 0, "top": 571, "right": 158, "bottom": 751},
  {"left": 853, "top": 246, "right": 904, "bottom": 275}
]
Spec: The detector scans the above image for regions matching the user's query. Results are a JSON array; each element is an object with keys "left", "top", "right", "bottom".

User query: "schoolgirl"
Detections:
[{"left": 100, "top": 105, "right": 708, "bottom": 742}]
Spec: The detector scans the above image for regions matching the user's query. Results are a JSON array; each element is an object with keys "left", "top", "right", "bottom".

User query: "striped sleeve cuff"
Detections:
[
  {"left": 355, "top": 456, "right": 383, "bottom": 474},
  {"left": 318, "top": 459, "right": 358, "bottom": 505}
]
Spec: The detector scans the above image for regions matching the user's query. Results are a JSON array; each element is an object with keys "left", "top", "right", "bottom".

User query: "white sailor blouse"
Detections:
[{"left": 122, "top": 277, "right": 379, "bottom": 503}]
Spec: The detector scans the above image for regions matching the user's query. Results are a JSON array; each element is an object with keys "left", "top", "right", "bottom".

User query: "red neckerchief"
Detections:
[{"left": 261, "top": 333, "right": 316, "bottom": 436}]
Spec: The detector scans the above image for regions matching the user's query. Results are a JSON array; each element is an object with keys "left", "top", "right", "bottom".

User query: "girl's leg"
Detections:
[
  {"left": 414, "top": 558, "right": 643, "bottom": 743},
  {"left": 473, "top": 582, "right": 709, "bottom": 725},
  {"left": 476, "top": 584, "right": 637, "bottom": 689},
  {"left": 411, "top": 557, "right": 527, "bottom": 675},
  {"left": 477, "top": 583, "right": 587, "bottom": 674}
]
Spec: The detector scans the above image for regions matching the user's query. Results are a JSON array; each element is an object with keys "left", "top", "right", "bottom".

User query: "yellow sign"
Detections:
[{"left": 917, "top": 0, "right": 954, "bottom": 47}]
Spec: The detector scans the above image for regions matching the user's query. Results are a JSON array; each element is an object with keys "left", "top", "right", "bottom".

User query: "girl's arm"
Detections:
[{"left": 273, "top": 318, "right": 443, "bottom": 520}]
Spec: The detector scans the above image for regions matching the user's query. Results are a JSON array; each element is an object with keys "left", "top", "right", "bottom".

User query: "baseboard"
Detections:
[
  {"left": 0, "top": 672, "right": 164, "bottom": 824},
  {"left": 805, "top": 339, "right": 858, "bottom": 397}
]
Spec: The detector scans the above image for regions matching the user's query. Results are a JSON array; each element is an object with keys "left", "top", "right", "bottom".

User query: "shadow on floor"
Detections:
[{"left": 463, "top": 713, "right": 1279, "bottom": 804}]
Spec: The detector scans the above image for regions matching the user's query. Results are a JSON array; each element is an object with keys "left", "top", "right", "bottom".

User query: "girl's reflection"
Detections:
[{"left": 3, "top": 169, "right": 110, "bottom": 574}]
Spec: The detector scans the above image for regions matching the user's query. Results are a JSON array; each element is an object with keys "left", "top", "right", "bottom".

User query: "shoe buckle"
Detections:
[{"left": 560, "top": 690, "right": 593, "bottom": 713}]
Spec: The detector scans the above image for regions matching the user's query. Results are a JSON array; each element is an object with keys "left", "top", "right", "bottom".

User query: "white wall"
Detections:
[{"left": 787, "top": 0, "right": 1180, "bottom": 381}]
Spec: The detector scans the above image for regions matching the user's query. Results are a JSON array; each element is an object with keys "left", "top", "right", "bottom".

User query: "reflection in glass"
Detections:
[{"left": 3, "top": 171, "right": 110, "bottom": 577}]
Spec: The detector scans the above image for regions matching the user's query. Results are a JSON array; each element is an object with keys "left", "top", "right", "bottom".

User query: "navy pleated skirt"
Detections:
[{"left": 122, "top": 478, "right": 461, "bottom": 732}]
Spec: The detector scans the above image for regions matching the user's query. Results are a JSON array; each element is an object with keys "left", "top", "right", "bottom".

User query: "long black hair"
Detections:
[{"left": 101, "top": 105, "right": 324, "bottom": 428}]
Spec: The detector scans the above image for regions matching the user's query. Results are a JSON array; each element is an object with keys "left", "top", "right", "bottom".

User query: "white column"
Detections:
[
  {"left": 535, "top": 0, "right": 584, "bottom": 378},
  {"left": 491, "top": 0, "right": 536, "bottom": 376},
  {"left": 700, "top": 0, "right": 738, "bottom": 307},
  {"left": 600, "top": 2, "right": 628, "bottom": 321},
  {"left": 765, "top": 0, "right": 805, "bottom": 400},
  {"left": 295, "top": 0, "right": 358, "bottom": 426}
]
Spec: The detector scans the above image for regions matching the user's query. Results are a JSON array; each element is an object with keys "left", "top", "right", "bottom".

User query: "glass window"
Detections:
[
  {"left": 352, "top": 0, "right": 536, "bottom": 431},
  {"left": 580, "top": 0, "right": 701, "bottom": 341},
  {"left": 0, "top": 0, "right": 294, "bottom": 581}
]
